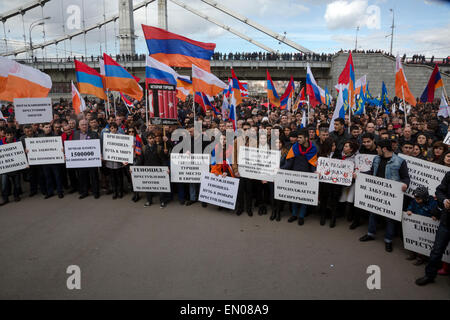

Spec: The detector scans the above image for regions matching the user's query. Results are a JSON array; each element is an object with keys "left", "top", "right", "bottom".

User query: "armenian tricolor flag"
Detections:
[
  {"left": 420, "top": 64, "right": 443, "bottom": 103},
  {"left": 75, "top": 59, "right": 106, "bottom": 100},
  {"left": 266, "top": 70, "right": 280, "bottom": 107},
  {"left": 103, "top": 53, "right": 143, "bottom": 101},
  {"left": 142, "top": 24, "right": 216, "bottom": 72},
  {"left": 286, "top": 141, "right": 318, "bottom": 167}
]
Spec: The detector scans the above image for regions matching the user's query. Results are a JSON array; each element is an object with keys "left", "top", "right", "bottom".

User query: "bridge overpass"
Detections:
[{"left": 13, "top": 52, "right": 450, "bottom": 101}]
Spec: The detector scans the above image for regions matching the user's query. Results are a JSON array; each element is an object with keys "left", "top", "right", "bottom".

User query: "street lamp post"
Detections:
[{"left": 29, "top": 17, "right": 50, "bottom": 62}]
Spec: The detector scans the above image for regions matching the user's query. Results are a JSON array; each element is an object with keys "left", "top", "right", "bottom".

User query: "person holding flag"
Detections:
[{"left": 281, "top": 128, "right": 318, "bottom": 225}]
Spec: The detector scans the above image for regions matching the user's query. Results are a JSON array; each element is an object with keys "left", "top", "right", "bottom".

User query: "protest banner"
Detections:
[
  {"left": 317, "top": 157, "right": 354, "bottom": 186},
  {"left": 130, "top": 166, "right": 171, "bottom": 192},
  {"left": 64, "top": 139, "right": 101, "bottom": 168},
  {"left": 355, "top": 173, "right": 404, "bottom": 221},
  {"left": 402, "top": 212, "right": 450, "bottom": 263},
  {"left": 274, "top": 169, "right": 319, "bottom": 205},
  {"left": 170, "top": 153, "right": 210, "bottom": 183},
  {"left": 0, "top": 142, "right": 28, "bottom": 174},
  {"left": 198, "top": 172, "right": 240, "bottom": 209},
  {"left": 102, "top": 133, "right": 134, "bottom": 163},
  {"left": 354, "top": 154, "right": 376, "bottom": 172},
  {"left": 237, "top": 146, "right": 280, "bottom": 182},
  {"left": 14, "top": 98, "right": 52, "bottom": 124},
  {"left": 25, "top": 136, "right": 65, "bottom": 165},
  {"left": 398, "top": 154, "right": 449, "bottom": 197}
]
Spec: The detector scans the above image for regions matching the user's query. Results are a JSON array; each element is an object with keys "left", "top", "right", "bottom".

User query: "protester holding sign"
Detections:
[
  {"left": 20, "top": 125, "right": 46, "bottom": 197},
  {"left": 281, "top": 129, "right": 318, "bottom": 226},
  {"left": 73, "top": 119, "right": 100, "bottom": 199},
  {"left": 416, "top": 171, "right": 450, "bottom": 285},
  {"left": 104, "top": 123, "right": 125, "bottom": 199},
  {"left": 61, "top": 123, "right": 78, "bottom": 194},
  {"left": 137, "top": 133, "right": 167, "bottom": 208},
  {"left": 37, "top": 123, "right": 64, "bottom": 199},
  {"left": 359, "top": 139, "right": 410, "bottom": 252},
  {"left": 405, "top": 186, "right": 438, "bottom": 265},
  {"left": 317, "top": 137, "right": 341, "bottom": 227},
  {"left": 210, "top": 134, "right": 235, "bottom": 212},
  {"left": 233, "top": 122, "right": 255, "bottom": 216},
  {"left": 338, "top": 140, "right": 359, "bottom": 228},
  {"left": 0, "top": 128, "right": 23, "bottom": 205},
  {"left": 269, "top": 137, "right": 289, "bottom": 221}
]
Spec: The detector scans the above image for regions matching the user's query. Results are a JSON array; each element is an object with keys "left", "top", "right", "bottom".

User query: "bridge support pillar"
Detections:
[
  {"left": 118, "top": 0, "right": 136, "bottom": 55},
  {"left": 158, "top": 0, "right": 168, "bottom": 30}
]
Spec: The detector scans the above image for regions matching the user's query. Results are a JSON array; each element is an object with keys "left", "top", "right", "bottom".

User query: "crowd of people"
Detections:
[
  {"left": 1, "top": 89, "right": 450, "bottom": 287},
  {"left": 25, "top": 50, "right": 450, "bottom": 67}
]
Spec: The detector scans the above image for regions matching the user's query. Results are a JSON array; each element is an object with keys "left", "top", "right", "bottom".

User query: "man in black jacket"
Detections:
[
  {"left": 416, "top": 171, "right": 450, "bottom": 286},
  {"left": 73, "top": 119, "right": 100, "bottom": 199},
  {"left": 137, "top": 133, "right": 167, "bottom": 208}
]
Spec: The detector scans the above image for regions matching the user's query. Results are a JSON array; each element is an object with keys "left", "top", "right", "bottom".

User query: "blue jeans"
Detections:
[
  {"left": 425, "top": 221, "right": 450, "bottom": 279},
  {"left": 292, "top": 203, "right": 307, "bottom": 218},
  {"left": 2, "top": 173, "right": 21, "bottom": 200},
  {"left": 189, "top": 183, "right": 198, "bottom": 201},
  {"left": 367, "top": 213, "right": 395, "bottom": 243}
]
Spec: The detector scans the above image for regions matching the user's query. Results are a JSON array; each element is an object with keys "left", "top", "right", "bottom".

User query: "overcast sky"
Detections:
[{"left": 0, "top": 0, "right": 449, "bottom": 59}]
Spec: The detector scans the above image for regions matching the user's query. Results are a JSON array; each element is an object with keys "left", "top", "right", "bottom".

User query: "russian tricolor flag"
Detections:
[
  {"left": 142, "top": 24, "right": 216, "bottom": 72},
  {"left": 145, "top": 55, "right": 179, "bottom": 86},
  {"left": 306, "top": 64, "right": 322, "bottom": 107}
]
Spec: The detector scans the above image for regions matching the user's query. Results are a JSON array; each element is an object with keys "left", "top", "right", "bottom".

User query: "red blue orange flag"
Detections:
[
  {"left": 103, "top": 53, "right": 143, "bottom": 101},
  {"left": 230, "top": 68, "right": 243, "bottom": 106},
  {"left": 266, "top": 70, "right": 280, "bottom": 107},
  {"left": 420, "top": 64, "right": 444, "bottom": 102},
  {"left": 74, "top": 59, "right": 106, "bottom": 100},
  {"left": 280, "top": 76, "right": 295, "bottom": 110},
  {"left": 142, "top": 24, "right": 216, "bottom": 72}
]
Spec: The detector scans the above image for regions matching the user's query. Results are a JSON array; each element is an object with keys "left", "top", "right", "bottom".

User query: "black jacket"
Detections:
[
  {"left": 137, "top": 144, "right": 165, "bottom": 166},
  {"left": 434, "top": 171, "right": 450, "bottom": 227}
]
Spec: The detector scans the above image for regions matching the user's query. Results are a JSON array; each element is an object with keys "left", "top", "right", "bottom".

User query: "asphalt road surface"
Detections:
[{"left": 0, "top": 192, "right": 449, "bottom": 299}]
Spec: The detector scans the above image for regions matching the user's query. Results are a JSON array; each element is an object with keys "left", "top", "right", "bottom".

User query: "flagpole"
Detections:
[
  {"left": 348, "top": 95, "right": 352, "bottom": 134},
  {"left": 193, "top": 94, "right": 196, "bottom": 121},
  {"left": 307, "top": 95, "right": 310, "bottom": 125},
  {"left": 106, "top": 90, "right": 110, "bottom": 118},
  {"left": 113, "top": 92, "right": 117, "bottom": 115},
  {"left": 402, "top": 85, "right": 407, "bottom": 126},
  {"left": 145, "top": 87, "right": 149, "bottom": 127}
]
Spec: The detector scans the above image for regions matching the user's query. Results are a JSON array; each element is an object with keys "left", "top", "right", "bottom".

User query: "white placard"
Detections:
[
  {"left": 355, "top": 173, "right": 404, "bottom": 221},
  {"left": 0, "top": 142, "right": 28, "bottom": 174},
  {"left": 402, "top": 212, "right": 450, "bottom": 263},
  {"left": 14, "top": 98, "right": 52, "bottom": 124},
  {"left": 25, "top": 136, "right": 64, "bottom": 165},
  {"left": 103, "top": 133, "right": 134, "bottom": 163},
  {"left": 443, "top": 132, "right": 450, "bottom": 145},
  {"left": 130, "top": 166, "right": 171, "bottom": 192},
  {"left": 237, "top": 146, "right": 280, "bottom": 181},
  {"left": 170, "top": 153, "right": 210, "bottom": 183},
  {"left": 64, "top": 139, "right": 101, "bottom": 168},
  {"left": 198, "top": 172, "right": 240, "bottom": 209},
  {"left": 274, "top": 169, "right": 319, "bottom": 205},
  {"left": 317, "top": 157, "right": 354, "bottom": 186},
  {"left": 354, "top": 154, "right": 376, "bottom": 172},
  {"left": 398, "top": 154, "right": 449, "bottom": 197}
]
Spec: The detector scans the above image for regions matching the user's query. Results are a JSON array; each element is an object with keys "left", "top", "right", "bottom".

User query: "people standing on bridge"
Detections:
[{"left": 359, "top": 139, "right": 410, "bottom": 252}]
